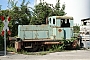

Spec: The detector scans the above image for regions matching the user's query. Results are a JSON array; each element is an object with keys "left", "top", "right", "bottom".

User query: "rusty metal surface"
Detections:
[
  {"left": 22, "top": 39, "right": 60, "bottom": 42},
  {"left": 44, "top": 42, "right": 62, "bottom": 44},
  {"left": 18, "top": 25, "right": 51, "bottom": 40},
  {"left": 9, "top": 37, "right": 17, "bottom": 41},
  {"left": 56, "top": 16, "right": 73, "bottom": 20},
  {"left": 15, "top": 41, "right": 21, "bottom": 49}
]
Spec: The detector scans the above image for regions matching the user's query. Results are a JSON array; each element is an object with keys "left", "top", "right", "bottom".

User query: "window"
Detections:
[
  {"left": 61, "top": 19, "right": 70, "bottom": 27},
  {"left": 61, "top": 19, "right": 65, "bottom": 27},
  {"left": 49, "top": 18, "right": 51, "bottom": 23},
  {"left": 53, "top": 18, "right": 55, "bottom": 24},
  {"left": 65, "top": 19, "right": 70, "bottom": 27}
]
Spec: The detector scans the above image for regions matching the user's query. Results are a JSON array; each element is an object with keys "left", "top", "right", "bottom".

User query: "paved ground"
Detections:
[{"left": 0, "top": 50, "right": 90, "bottom": 60}]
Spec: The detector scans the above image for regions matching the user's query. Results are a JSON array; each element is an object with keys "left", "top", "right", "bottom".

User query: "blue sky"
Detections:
[{"left": 0, "top": 0, "right": 34, "bottom": 10}]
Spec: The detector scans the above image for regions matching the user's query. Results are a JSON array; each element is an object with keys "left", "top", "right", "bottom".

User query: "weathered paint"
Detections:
[
  {"left": 18, "top": 25, "right": 51, "bottom": 40},
  {"left": 18, "top": 26, "right": 73, "bottom": 40},
  {"left": 56, "top": 18, "right": 61, "bottom": 27},
  {"left": 44, "top": 42, "right": 62, "bottom": 45},
  {"left": 56, "top": 16, "right": 73, "bottom": 20},
  {"left": 18, "top": 16, "right": 74, "bottom": 41},
  {"left": 48, "top": 16, "right": 73, "bottom": 27},
  {"left": 70, "top": 20, "right": 73, "bottom": 27},
  {"left": 48, "top": 16, "right": 56, "bottom": 26},
  {"left": 63, "top": 28, "right": 73, "bottom": 39},
  {"left": 51, "top": 28, "right": 64, "bottom": 40},
  {"left": 24, "top": 31, "right": 33, "bottom": 39}
]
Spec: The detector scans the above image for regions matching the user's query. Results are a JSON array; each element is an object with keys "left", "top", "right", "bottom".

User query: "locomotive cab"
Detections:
[
  {"left": 48, "top": 16, "right": 74, "bottom": 39},
  {"left": 48, "top": 16, "right": 73, "bottom": 28}
]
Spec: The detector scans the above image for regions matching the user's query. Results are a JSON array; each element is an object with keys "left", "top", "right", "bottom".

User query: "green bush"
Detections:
[
  {"left": 7, "top": 46, "right": 16, "bottom": 52},
  {"left": 49, "top": 38, "right": 79, "bottom": 51}
]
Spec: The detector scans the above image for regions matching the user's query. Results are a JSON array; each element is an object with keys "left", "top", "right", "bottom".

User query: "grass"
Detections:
[
  {"left": 7, "top": 46, "right": 16, "bottom": 52},
  {"left": 7, "top": 46, "right": 83, "bottom": 55},
  {"left": 16, "top": 49, "right": 55, "bottom": 55},
  {"left": 25, "top": 51, "right": 54, "bottom": 55},
  {"left": 6, "top": 44, "right": 65, "bottom": 55},
  {"left": 7, "top": 39, "right": 80, "bottom": 55},
  {"left": 7, "top": 46, "right": 55, "bottom": 55}
]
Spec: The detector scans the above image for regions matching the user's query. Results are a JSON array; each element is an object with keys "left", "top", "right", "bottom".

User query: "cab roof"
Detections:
[{"left": 56, "top": 16, "right": 73, "bottom": 20}]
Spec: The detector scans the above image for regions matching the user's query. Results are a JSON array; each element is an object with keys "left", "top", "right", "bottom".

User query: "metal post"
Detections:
[{"left": 4, "top": 29, "right": 6, "bottom": 56}]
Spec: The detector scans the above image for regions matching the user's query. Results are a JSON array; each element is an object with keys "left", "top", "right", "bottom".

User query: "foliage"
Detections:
[
  {"left": 7, "top": 47, "right": 49, "bottom": 55},
  {"left": 18, "top": 50, "right": 52, "bottom": 55},
  {"left": 48, "top": 38, "right": 78, "bottom": 52},
  {"left": 63, "top": 38, "right": 79, "bottom": 50},
  {"left": 53, "top": 0, "right": 66, "bottom": 16},
  {"left": 7, "top": 46, "right": 16, "bottom": 52},
  {"left": 7, "top": 0, "right": 31, "bottom": 36},
  {"left": 30, "top": 0, "right": 66, "bottom": 25},
  {"left": 73, "top": 26, "right": 80, "bottom": 33},
  {"left": 8, "top": 0, "right": 18, "bottom": 9},
  {"left": 0, "top": 0, "right": 32, "bottom": 49},
  {"left": 30, "top": 2, "right": 53, "bottom": 25},
  {"left": 0, "top": 19, "right": 4, "bottom": 51},
  {"left": 49, "top": 44, "right": 64, "bottom": 52},
  {"left": 0, "top": 36, "right": 4, "bottom": 51}
]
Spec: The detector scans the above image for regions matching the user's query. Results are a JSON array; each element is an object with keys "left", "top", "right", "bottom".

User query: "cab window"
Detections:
[
  {"left": 53, "top": 18, "right": 55, "bottom": 24},
  {"left": 49, "top": 18, "right": 51, "bottom": 23},
  {"left": 61, "top": 19, "right": 70, "bottom": 27}
]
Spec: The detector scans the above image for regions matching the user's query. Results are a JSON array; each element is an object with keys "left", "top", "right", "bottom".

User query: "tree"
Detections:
[
  {"left": 0, "top": 0, "right": 32, "bottom": 48},
  {"left": 30, "top": 2, "right": 53, "bottom": 25},
  {"left": 7, "top": 0, "right": 31, "bottom": 36},
  {"left": 31, "top": 0, "right": 66, "bottom": 25},
  {"left": 53, "top": 0, "right": 66, "bottom": 16},
  {"left": 0, "top": 6, "right": 4, "bottom": 51}
]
